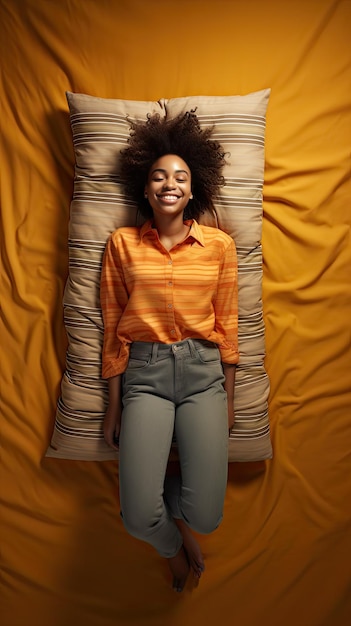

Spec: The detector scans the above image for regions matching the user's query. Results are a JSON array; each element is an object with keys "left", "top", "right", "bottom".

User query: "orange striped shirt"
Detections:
[{"left": 100, "top": 219, "right": 239, "bottom": 378}]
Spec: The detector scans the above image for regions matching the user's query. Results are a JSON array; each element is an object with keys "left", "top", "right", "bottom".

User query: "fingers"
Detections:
[
  {"left": 103, "top": 406, "right": 121, "bottom": 450},
  {"left": 172, "top": 577, "right": 184, "bottom": 593},
  {"left": 105, "top": 438, "right": 119, "bottom": 451},
  {"left": 104, "top": 426, "right": 120, "bottom": 451}
]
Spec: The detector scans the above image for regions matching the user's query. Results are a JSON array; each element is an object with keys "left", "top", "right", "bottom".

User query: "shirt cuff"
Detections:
[
  {"left": 218, "top": 344, "right": 239, "bottom": 365},
  {"left": 102, "top": 344, "right": 130, "bottom": 378}
]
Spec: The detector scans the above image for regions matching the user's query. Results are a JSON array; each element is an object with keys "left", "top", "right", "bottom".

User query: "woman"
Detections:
[{"left": 100, "top": 111, "right": 239, "bottom": 592}]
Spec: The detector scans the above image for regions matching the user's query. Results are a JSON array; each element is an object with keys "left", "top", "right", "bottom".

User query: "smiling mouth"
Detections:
[{"left": 157, "top": 194, "right": 181, "bottom": 202}]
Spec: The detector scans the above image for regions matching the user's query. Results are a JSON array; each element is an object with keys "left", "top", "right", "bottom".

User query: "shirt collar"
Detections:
[{"left": 140, "top": 219, "right": 205, "bottom": 247}]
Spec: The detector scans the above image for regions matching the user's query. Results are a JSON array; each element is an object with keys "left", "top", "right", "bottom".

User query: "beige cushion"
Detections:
[{"left": 46, "top": 89, "right": 272, "bottom": 462}]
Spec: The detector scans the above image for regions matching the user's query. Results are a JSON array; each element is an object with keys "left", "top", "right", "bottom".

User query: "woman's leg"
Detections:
[
  {"left": 119, "top": 385, "right": 190, "bottom": 591},
  {"left": 173, "top": 386, "right": 228, "bottom": 531},
  {"left": 165, "top": 463, "right": 206, "bottom": 578},
  {"left": 164, "top": 342, "right": 229, "bottom": 569},
  {"left": 119, "top": 391, "right": 182, "bottom": 558},
  {"left": 164, "top": 385, "right": 228, "bottom": 572}
]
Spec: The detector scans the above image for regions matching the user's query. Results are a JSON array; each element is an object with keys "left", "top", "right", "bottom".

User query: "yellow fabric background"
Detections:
[{"left": 1, "top": 1, "right": 350, "bottom": 625}]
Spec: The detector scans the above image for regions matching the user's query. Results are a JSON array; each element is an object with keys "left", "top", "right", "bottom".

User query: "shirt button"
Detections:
[
  {"left": 168, "top": 303, "right": 172, "bottom": 309},
  {"left": 168, "top": 260, "right": 172, "bottom": 265},
  {"left": 168, "top": 281, "right": 172, "bottom": 286},
  {"left": 171, "top": 329, "right": 175, "bottom": 335}
]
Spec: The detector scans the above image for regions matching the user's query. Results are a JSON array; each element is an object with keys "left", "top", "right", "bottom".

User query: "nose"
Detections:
[{"left": 163, "top": 176, "right": 176, "bottom": 190}]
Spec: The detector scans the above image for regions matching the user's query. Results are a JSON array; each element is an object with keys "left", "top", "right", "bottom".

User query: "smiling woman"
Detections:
[
  {"left": 119, "top": 111, "right": 226, "bottom": 221},
  {"left": 145, "top": 155, "right": 193, "bottom": 246},
  {"left": 100, "top": 111, "right": 238, "bottom": 592}
]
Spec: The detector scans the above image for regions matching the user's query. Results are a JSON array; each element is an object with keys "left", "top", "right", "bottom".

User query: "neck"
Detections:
[
  {"left": 152, "top": 214, "right": 191, "bottom": 251},
  {"left": 152, "top": 213, "right": 187, "bottom": 237}
]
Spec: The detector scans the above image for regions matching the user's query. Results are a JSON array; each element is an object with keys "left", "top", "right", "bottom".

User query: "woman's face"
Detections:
[{"left": 145, "top": 154, "right": 193, "bottom": 219}]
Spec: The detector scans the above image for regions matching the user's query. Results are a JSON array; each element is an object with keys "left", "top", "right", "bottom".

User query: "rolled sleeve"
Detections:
[
  {"left": 215, "top": 238, "right": 239, "bottom": 365},
  {"left": 101, "top": 343, "right": 130, "bottom": 378},
  {"left": 100, "top": 234, "right": 129, "bottom": 378}
]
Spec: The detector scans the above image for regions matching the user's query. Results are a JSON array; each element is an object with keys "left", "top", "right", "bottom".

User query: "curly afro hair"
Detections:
[{"left": 119, "top": 111, "right": 227, "bottom": 220}]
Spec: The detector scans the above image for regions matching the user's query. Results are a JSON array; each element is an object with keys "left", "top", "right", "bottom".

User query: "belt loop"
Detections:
[
  {"left": 187, "top": 338, "right": 197, "bottom": 358},
  {"left": 150, "top": 343, "right": 158, "bottom": 364}
]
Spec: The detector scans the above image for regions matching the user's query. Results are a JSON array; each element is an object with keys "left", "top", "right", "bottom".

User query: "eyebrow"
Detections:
[{"left": 151, "top": 168, "right": 189, "bottom": 176}]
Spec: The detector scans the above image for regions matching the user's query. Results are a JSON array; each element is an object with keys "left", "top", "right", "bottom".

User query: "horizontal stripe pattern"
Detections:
[
  {"left": 47, "top": 90, "right": 272, "bottom": 463},
  {"left": 100, "top": 221, "right": 239, "bottom": 378}
]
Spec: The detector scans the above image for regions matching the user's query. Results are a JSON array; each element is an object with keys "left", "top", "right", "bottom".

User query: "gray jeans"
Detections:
[{"left": 119, "top": 338, "right": 229, "bottom": 558}]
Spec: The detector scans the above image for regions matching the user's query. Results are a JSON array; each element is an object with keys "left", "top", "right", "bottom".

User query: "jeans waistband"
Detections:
[{"left": 129, "top": 338, "right": 217, "bottom": 362}]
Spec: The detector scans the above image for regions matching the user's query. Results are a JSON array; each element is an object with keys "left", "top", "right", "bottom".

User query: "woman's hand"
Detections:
[
  {"left": 222, "top": 363, "right": 236, "bottom": 435},
  {"left": 104, "top": 403, "right": 122, "bottom": 450},
  {"left": 227, "top": 402, "right": 235, "bottom": 434},
  {"left": 104, "top": 375, "right": 122, "bottom": 450}
]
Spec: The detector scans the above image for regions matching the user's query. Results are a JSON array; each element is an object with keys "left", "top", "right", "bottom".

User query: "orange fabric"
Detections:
[
  {"left": 1, "top": 1, "right": 351, "bottom": 625},
  {"left": 101, "top": 220, "right": 239, "bottom": 377}
]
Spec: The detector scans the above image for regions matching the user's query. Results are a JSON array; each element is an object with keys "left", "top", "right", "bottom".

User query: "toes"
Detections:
[
  {"left": 172, "top": 577, "right": 184, "bottom": 593},
  {"left": 168, "top": 548, "right": 189, "bottom": 592},
  {"left": 183, "top": 550, "right": 205, "bottom": 579},
  {"left": 192, "top": 564, "right": 204, "bottom": 579}
]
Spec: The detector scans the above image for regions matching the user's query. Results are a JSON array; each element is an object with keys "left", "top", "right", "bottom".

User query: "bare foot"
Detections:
[
  {"left": 167, "top": 546, "right": 190, "bottom": 592},
  {"left": 175, "top": 520, "right": 205, "bottom": 579}
]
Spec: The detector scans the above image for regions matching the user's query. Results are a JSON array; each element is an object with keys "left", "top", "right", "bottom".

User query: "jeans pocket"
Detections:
[
  {"left": 197, "top": 345, "right": 221, "bottom": 364},
  {"left": 127, "top": 355, "right": 150, "bottom": 369}
]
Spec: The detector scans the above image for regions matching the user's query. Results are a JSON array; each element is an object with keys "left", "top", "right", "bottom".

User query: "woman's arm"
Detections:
[
  {"left": 215, "top": 237, "right": 239, "bottom": 432},
  {"left": 100, "top": 233, "right": 129, "bottom": 379},
  {"left": 222, "top": 363, "right": 236, "bottom": 432},
  {"left": 100, "top": 233, "right": 128, "bottom": 449},
  {"left": 214, "top": 238, "right": 239, "bottom": 365},
  {"left": 104, "top": 375, "right": 122, "bottom": 450}
]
